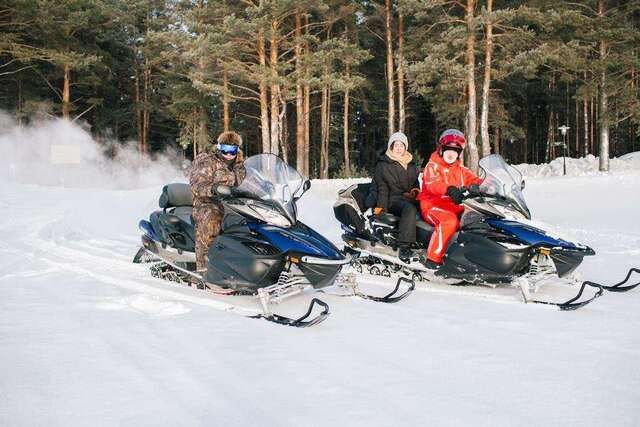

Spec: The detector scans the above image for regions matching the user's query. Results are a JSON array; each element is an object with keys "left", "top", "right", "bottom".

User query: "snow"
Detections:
[
  {"left": 2, "top": 118, "right": 640, "bottom": 426},
  {"left": 514, "top": 153, "right": 640, "bottom": 178}
]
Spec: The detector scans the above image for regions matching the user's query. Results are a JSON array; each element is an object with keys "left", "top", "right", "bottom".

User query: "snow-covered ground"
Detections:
[{"left": 2, "top": 119, "right": 640, "bottom": 426}]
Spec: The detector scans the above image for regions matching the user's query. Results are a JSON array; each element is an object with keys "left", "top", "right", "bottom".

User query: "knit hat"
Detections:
[{"left": 388, "top": 131, "right": 408, "bottom": 150}]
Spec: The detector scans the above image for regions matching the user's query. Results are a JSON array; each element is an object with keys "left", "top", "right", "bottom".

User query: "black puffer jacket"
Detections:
[{"left": 371, "top": 154, "right": 419, "bottom": 210}]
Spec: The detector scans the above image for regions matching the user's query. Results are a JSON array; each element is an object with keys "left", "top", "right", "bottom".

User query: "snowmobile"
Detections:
[
  {"left": 334, "top": 154, "right": 639, "bottom": 310},
  {"left": 133, "top": 154, "right": 414, "bottom": 327}
]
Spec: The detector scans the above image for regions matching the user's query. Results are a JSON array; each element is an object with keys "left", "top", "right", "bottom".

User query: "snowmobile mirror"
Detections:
[
  {"left": 303, "top": 179, "right": 311, "bottom": 192},
  {"left": 215, "top": 185, "right": 232, "bottom": 197},
  {"left": 521, "top": 180, "right": 526, "bottom": 191}
]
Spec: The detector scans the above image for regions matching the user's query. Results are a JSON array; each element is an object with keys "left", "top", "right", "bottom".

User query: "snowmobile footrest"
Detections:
[
  {"left": 359, "top": 277, "right": 416, "bottom": 303},
  {"left": 253, "top": 298, "right": 330, "bottom": 328},
  {"left": 588, "top": 267, "right": 640, "bottom": 293}
]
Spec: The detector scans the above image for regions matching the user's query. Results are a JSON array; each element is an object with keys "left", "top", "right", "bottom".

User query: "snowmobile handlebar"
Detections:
[{"left": 213, "top": 185, "right": 246, "bottom": 199}]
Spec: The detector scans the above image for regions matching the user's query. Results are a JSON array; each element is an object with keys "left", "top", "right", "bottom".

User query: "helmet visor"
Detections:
[{"left": 439, "top": 133, "right": 465, "bottom": 148}]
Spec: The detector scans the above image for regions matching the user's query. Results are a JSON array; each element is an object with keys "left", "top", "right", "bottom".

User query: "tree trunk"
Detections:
[
  {"left": 545, "top": 107, "right": 553, "bottom": 163},
  {"left": 523, "top": 108, "right": 529, "bottom": 163},
  {"left": 295, "top": 11, "right": 305, "bottom": 173},
  {"left": 223, "top": 67, "right": 230, "bottom": 132},
  {"left": 257, "top": 29, "right": 270, "bottom": 154},
  {"left": 583, "top": 85, "right": 589, "bottom": 156},
  {"left": 303, "top": 14, "right": 311, "bottom": 177},
  {"left": 280, "top": 99, "right": 288, "bottom": 163},
  {"left": 192, "top": 109, "right": 198, "bottom": 157},
  {"left": 575, "top": 90, "right": 579, "bottom": 155},
  {"left": 134, "top": 68, "right": 143, "bottom": 153},
  {"left": 142, "top": 64, "right": 151, "bottom": 155},
  {"left": 343, "top": 84, "right": 351, "bottom": 177},
  {"left": 465, "top": 0, "right": 479, "bottom": 172},
  {"left": 385, "top": 0, "right": 395, "bottom": 138},
  {"left": 480, "top": 0, "right": 493, "bottom": 157},
  {"left": 397, "top": 10, "right": 406, "bottom": 133},
  {"left": 598, "top": 0, "right": 609, "bottom": 172},
  {"left": 320, "top": 85, "right": 330, "bottom": 179},
  {"left": 16, "top": 78, "right": 22, "bottom": 127},
  {"left": 197, "top": 105, "right": 207, "bottom": 152},
  {"left": 492, "top": 127, "right": 500, "bottom": 155},
  {"left": 269, "top": 21, "right": 280, "bottom": 155},
  {"left": 62, "top": 63, "right": 71, "bottom": 120},
  {"left": 590, "top": 95, "right": 594, "bottom": 154}
]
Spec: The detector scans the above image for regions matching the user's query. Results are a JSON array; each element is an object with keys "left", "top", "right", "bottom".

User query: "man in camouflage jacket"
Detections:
[{"left": 189, "top": 131, "right": 246, "bottom": 271}]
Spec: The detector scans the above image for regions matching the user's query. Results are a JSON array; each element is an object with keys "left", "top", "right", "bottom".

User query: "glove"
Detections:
[
  {"left": 403, "top": 188, "right": 420, "bottom": 200},
  {"left": 446, "top": 186, "right": 464, "bottom": 205},
  {"left": 373, "top": 207, "right": 385, "bottom": 216},
  {"left": 467, "top": 184, "right": 481, "bottom": 197},
  {"left": 212, "top": 184, "right": 232, "bottom": 197}
]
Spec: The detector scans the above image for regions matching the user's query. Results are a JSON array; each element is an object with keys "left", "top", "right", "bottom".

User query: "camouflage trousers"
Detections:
[{"left": 193, "top": 205, "right": 224, "bottom": 271}]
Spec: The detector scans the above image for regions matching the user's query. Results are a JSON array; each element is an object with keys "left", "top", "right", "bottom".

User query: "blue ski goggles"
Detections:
[{"left": 217, "top": 143, "right": 239, "bottom": 156}]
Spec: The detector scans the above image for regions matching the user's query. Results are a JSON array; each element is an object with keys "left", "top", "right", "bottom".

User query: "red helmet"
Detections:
[{"left": 438, "top": 129, "right": 466, "bottom": 151}]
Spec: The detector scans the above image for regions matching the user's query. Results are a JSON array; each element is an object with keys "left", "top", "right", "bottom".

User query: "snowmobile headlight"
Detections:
[
  {"left": 488, "top": 201, "right": 526, "bottom": 220},
  {"left": 251, "top": 204, "right": 292, "bottom": 228}
]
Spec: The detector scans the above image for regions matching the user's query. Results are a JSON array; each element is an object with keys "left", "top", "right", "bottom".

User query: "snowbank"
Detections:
[{"left": 514, "top": 153, "right": 640, "bottom": 178}]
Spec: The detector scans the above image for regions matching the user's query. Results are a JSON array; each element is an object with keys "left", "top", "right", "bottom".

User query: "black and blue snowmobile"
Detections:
[
  {"left": 334, "top": 154, "right": 639, "bottom": 310},
  {"left": 134, "top": 154, "right": 413, "bottom": 327}
]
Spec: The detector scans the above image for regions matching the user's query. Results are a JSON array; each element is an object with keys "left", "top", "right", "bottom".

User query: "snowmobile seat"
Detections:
[
  {"left": 171, "top": 206, "right": 194, "bottom": 226},
  {"left": 159, "top": 183, "right": 193, "bottom": 209},
  {"left": 149, "top": 183, "right": 196, "bottom": 252}
]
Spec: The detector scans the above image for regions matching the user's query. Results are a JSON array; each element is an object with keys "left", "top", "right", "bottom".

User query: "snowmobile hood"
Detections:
[
  {"left": 486, "top": 219, "right": 594, "bottom": 253},
  {"left": 248, "top": 222, "right": 344, "bottom": 260}
]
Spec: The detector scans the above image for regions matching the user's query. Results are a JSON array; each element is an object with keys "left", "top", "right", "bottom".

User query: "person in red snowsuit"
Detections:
[{"left": 417, "top": 129, "right": 483, "bottom": 268}]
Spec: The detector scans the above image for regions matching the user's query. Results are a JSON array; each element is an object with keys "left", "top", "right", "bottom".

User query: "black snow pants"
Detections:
[{"left": 388, "top": 198, "right": 417, "bottom": 246}]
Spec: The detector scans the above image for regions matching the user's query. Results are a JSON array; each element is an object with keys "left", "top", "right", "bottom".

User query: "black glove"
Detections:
[
  {"left": 467, "top": 184, "right": 481, "bottom": 197},
  {"left": 446, "top": 186, "right": 464, "bottom": 204}
]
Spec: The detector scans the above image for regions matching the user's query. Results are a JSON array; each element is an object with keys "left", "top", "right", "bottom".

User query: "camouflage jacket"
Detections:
[{"left": 189, "top": 149, "right": 246, "bottom": 208}]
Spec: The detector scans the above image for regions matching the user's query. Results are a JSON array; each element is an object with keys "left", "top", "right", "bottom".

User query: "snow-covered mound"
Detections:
[
  {"left": 619, "top": 150, "right": 640, "bottom": 161},
  {"left": 515, "top": 153, "right": 640, "bottom": 178}
]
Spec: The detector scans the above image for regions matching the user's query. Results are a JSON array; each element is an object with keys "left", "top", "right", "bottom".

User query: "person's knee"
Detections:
[
  {"left": 403, "top": 203, "right": 417, "bottom": 214},
  {"left": 441, "top": 213, "right": 459, "bottom": 232},
  {"left": 402, "top": 203, "right": 417, "bottom": 221}
]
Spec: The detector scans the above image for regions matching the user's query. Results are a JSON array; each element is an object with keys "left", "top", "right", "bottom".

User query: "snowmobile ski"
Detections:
[
  {"left": 139, "top": 247, "right": 331, "bottom": 328},
  {"left": 347, "top": 247, "right": 615, "bottom": 311},
  {"left": 587, "top": 267, "right": 640, "bottom": 293},
  {"left": 329, "top": 273, "right": 416, "bottom": 303},
  {"left": 518, "top": 279, "right": 604, "bottom": 311}
]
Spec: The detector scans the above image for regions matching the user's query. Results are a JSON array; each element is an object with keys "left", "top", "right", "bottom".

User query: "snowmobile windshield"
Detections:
[
  {"left": 478, "top": 154, "right": 531, "bottom": 219},
  {"left": 236, "top": 154, "right": 306, "bottom": 224}
]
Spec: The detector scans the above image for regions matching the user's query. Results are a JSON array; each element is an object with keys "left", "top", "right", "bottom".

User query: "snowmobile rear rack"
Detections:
[{"left": 252, "top": 298, "right": 330, "bottom": 327}]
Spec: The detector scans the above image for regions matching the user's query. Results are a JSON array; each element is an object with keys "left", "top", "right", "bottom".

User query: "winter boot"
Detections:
[
  {"left": 419, "top": 254, "right": 442, "bottom": 270},
  {"left": 398, "top": 245, "right": 413, "bottom": 263}
]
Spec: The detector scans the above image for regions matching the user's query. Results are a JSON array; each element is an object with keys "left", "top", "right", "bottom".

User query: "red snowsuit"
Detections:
[{"left": 417, "top": 152, "right": 482, "bottom": 263}]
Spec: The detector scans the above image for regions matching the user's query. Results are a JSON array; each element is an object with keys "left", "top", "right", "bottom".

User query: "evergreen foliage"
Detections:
[{"left": 1, "top": 0, "right": 638, "bottom": 175}]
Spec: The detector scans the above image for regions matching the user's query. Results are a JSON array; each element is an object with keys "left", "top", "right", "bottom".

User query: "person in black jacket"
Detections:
[{"left": 372, "top": 132, "right": 420, "bottom": 262}]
